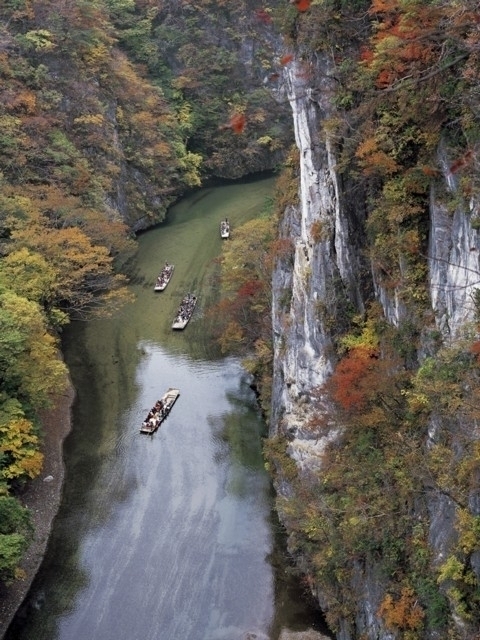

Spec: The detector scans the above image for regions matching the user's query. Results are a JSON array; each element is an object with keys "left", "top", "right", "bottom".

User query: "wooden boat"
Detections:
[
  {"left": 220, "top": 219, "right": 230, "bottom": 239},
  {"left": 140, "top": 388, "right": 180, "bottom": 434},
  {"left": 172, "top": 293, "right": 197, "bottom": 330},
  {"left": 154, "top": 263, "right": 174, "bottom": 291}
]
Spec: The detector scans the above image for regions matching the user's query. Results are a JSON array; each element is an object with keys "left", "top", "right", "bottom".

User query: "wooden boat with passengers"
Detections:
[
  {"left": 140, "top": 388, "right": 180, "bottom": 434},
  {"left": 172, "top": 293, "right": 197, "bottom": 330},
  {"left": 154, "top": 262, "right": 174, "bottom": 291},
  {"left": 220, "top": 219, "right": 230, "bottom": 239}
]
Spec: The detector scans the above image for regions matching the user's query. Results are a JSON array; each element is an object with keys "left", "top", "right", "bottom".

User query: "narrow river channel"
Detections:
[{"left": 6, "top": 175, "right": 327, "bottom": 640}]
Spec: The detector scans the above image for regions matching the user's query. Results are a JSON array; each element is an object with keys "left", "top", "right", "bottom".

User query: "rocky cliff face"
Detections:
[
  {"left": 429, "top": 142, "right": 480, "bottom": 338},
  {"left": 272, "top": 52, "right": 364, "bottom": 428},
  {"left": 271, "top": 48, "right": 480, "bottom": 640}
]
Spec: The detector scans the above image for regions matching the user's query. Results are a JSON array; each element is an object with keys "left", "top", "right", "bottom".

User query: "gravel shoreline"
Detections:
[{"left": 0, "top": 380, "right": 75, "bottom": 639}]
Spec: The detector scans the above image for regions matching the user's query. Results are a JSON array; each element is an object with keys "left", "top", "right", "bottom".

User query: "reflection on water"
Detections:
[{"left": 6, "top": 176, "right": 329, "bottom": 640}]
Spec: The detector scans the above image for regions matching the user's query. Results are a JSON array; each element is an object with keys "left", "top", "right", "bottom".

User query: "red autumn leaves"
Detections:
[
  {"left": 449, "top": 149, "right": 474, "bottom": 174},
  {"left": 290, "top": 0, "right": 312, "bottom": 11},
  {"left": 329, "top": 346, "right": 380, "bottom": 411},
  {"left": 280, "top": 53, "right": 294, "bottom": 65},
  {"left": 255, "top": 9, "right": 272, "bottom": 23},
  {"left": 228, "top": 113, "right": 247, "bottom": 134}
]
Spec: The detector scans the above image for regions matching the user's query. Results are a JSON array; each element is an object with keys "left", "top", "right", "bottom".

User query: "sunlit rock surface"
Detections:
[
  {"left": 272, "top": 57, "right": 366, "bottom": 432},
  {"left": 429, "top": 142, "right": 480, "bottom": 337}
]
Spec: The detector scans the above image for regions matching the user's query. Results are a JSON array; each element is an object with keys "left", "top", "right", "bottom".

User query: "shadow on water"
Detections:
[
  {"left": 213, "top": 383, "right": 332, "bottom": 638},
  {"left": 269, "top": 509, "right": 333, "bottom": 638}
]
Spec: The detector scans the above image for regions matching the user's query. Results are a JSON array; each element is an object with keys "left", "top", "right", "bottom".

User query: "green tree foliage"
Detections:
[
  {"left": 0, "top": 248, "right": 57, "bottom": 308},
  {"left": 0, "top": 416, "right": 44, "bottom": 483},
  {"left": 108, "top": 0, "right": 292, "bottom": 179},
  {"left": 0, "top": 291, "right": 67, "bottom": 408},
  {"left": 207, "top": 210, "right": 277, "bottom": 415},
  {"left": 0, "top": 0, "right": 196, "bottom": 229},
  {"left": 0, "top": 495, "right": 33, "bottom": 585},
  {"left": 211, "top": 215, "right": 274, "bottom": 352}
]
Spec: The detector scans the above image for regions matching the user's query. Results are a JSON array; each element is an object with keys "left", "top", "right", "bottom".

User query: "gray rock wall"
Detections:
[
  {"left": 272, "top": 54, "right": 365, "bottom": 435},
  {"left": 429, "top": 141, "right": 480, "bottom": 338},
  {"left": 271, "top": 46, "right": 480, "bottom": 640}
]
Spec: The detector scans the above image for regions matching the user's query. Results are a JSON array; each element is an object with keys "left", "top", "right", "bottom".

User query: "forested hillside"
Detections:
[
  {"left": 2, "top": 0, "right": 480, "bottom": 638},
  {"left": 0, "top": 0, "right": 291, "bottom": 591},
  {"left": 109, "top": 0, "right": 292, "bottom": 178}
]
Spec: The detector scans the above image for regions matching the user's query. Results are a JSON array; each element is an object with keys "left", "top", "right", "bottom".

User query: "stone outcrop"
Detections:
[
  {"left": 271, "top": 46, "right": 480, "bottom": 640},
  {"left": 429, "top": 141, "right": 480, "bottom": 338}
]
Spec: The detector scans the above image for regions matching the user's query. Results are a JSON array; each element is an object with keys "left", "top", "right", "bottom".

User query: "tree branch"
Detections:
[{"left": 380, "top": 54, "right": 469, "bottom": 94}]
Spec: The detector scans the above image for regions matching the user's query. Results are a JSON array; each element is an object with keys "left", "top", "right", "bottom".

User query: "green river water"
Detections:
[{"left": 6, "top": 175, "right": 328, "bottom": 640}]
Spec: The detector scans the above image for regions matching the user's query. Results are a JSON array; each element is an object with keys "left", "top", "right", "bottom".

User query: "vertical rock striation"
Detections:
[
  {"left": 271, "top": 46, "right": 480, "bottom": 640},
  {"left": 429, "top": 142, "right": 480, "bottom": 338},
  {"left": 272, "top": 54, "right": 366, "bottom": 441}
]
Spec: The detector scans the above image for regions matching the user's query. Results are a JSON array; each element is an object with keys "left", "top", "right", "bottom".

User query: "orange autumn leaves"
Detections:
[
  {"left": 362, "top": 0, "right": 458, "bottom": 89},
  {"left": 228, "top": 112, "right": 247, "bottom": 134},
  {"left": 280, "top": 53, "right": 294, "bottom": 65},
  {"left": 329, "top": 346, "right": 380, "bottom": 411},
  {"left": 449, "top": 149, "right": 474, "bottom": 174},
  {"left": 220, "top": 112, "right": 247, "bottom": 134}
]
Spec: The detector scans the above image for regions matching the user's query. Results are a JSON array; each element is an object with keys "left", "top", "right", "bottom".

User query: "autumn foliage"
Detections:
[
  {"left": 378, "top": 586, "right": 425, "bottom": 632},
  {"left": 255, "top": 9, "right": 272, "bottom": 24},
  {"left": 209, "top": 216, "right": 274, "bottom": 355},
  {"left": 290, "top": 0, "right": 312, "bottom": 12},
  {"left": 328, "top": 346, "right": 380, "bottom": 411},
  {"left": 280, "top": 53, "right": 294, "bottom": 66},
  {"left": 226, "top": 112, "right": 247, "bottom": 135}
]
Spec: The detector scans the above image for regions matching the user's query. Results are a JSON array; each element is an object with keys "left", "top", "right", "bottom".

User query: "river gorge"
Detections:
[{"left": 5, "top": 176, "right": 328, "bottom": 640}]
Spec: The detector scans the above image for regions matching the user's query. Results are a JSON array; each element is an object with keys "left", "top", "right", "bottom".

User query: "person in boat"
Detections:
[
  {"left": 156, "top": 263, "right": 173, "bottom": 288},
  {"left": 174, "top": 293, "right": 196, "bottom": 323}
]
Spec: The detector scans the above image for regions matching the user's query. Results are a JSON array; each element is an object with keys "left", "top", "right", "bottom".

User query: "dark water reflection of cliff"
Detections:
[{"left": 6, "top": 176, "right": 328, "bottom": 640}]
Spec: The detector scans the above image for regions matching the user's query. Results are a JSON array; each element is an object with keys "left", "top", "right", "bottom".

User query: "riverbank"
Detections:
[{"left": 0, "top": 380, "right": 75, "bottom": 639}]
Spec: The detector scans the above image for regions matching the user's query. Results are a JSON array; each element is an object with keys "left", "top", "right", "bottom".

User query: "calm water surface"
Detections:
[{"left": 7, "top": 176, "right": 327, "bottom": 640}]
